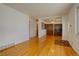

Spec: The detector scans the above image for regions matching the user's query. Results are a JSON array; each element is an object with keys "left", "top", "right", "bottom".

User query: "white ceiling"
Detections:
[{"left": 4, "top": 3, "right": 73, "bottom": 18}]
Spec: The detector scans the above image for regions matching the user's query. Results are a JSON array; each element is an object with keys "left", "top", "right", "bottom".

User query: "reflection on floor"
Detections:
[{"left": 0, "top": 35, "right": 78, "bottom": 56}]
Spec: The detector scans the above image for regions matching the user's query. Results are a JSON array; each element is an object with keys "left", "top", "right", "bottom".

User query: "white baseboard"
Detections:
[
  {"left": 0, "top": 43, "right": 14, "bottom": 50},
  {"left": 0, "top": 39, "right": 29, "bottom": 51},
  {"left": 68, "top": 40, "right": 79, "bottom": 55}
]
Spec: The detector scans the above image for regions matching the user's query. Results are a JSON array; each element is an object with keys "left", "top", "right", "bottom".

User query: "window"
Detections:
[{"left": 76, "top": 7, "right": 79, "bottom": 34}]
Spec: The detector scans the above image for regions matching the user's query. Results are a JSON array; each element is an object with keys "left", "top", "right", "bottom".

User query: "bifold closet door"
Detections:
[
  {"left": 54, "top": 24, "right": 62, "bottom": 36},
  {"left": 45, "top": 24, "right": 53, "bottom": 35}
]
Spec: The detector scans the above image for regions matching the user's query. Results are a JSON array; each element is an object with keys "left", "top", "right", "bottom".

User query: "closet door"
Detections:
[
  {"left": 45, "top": 24, "right": 53, "bottom": 35},
  {"left": 54, "top": 24, "right": 62, "bottom": 36}
]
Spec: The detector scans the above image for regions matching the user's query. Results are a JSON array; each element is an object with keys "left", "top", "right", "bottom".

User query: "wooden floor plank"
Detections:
[{"left": 0, "top": 35, "right": 78, "bottom": 56}]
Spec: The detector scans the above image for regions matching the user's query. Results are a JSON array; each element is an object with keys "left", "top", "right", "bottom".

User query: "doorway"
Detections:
[
  {"left": 45, "top": 24, "right": 53, "bottom": 35},
  {"left": 36, "top": 19, "right": 38, "bottom": 37},
  {"left": 45, "top": 24, "right": 62, "bottom": 36},
  {"left": 54, "top": 24, "right": 62, "bottom": 36}
]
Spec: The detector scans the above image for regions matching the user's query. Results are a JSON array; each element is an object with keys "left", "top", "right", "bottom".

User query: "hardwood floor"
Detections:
[{"left": 0, "top": 35, "right": 78, "bottom": 56}]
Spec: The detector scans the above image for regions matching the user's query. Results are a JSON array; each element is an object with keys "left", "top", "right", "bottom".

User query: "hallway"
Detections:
[{"left": 0, "top": 35, "right": 78, "bottom": 56}]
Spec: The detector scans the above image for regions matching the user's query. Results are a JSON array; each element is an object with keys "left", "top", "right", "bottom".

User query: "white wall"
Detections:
[
  {"left": 38, "top": 19, "right": 46, "bottom": 38},
  {"left": 67, "top": 4, "right": 79, "bottom": 54},
  {"left": 0, "top": 4, "right": 29, "bottom": 49},
  {"left": 62, "top": 16, "right": 68, "bottom": 40},
  {"left": 29, "top": 17, "right": 37, "bottom": 38}
]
